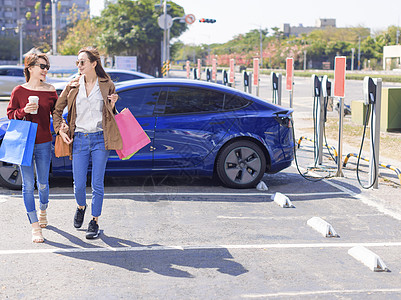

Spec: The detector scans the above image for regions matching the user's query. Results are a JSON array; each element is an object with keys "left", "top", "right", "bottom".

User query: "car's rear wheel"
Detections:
[
  {"left": 0, "top": 162, "right": 22, "bottom": 190},
  {"left": 216, "top": 140, "right": 266, "bottom": 189}
]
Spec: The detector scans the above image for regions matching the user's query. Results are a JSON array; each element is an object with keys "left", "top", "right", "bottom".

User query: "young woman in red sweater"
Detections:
[{"left": 7, "top": 52, "right": 58, "bottom": 243}]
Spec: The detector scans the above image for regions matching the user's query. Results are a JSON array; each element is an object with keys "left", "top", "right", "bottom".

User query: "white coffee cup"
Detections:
[{"left": 28, "top": 96, "right": 39, "bottom": 114}]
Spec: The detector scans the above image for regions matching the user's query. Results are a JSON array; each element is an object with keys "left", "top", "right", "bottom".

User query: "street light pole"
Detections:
[
  {"left": 351, "top": 48, "right": 355, "bottom": 71},
  {"left": 51, "top": 0, "right": 57, "bottom": 55},
  {"left": 358, "top": 36, "right": 361, "bottom": 71},
  {"left": 259, "top": 28, "right": 263, "bottom": 69},
  {"left": 17, "top": 19, "right": 25, "bottom": 65},
  {"left": 163, "top": 0, "right": 167, "bottom": 64}
]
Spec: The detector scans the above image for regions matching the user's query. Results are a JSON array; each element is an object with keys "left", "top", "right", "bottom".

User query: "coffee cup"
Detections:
[{"left": 28, "top": 96, "right": 39, "bottom": 114}]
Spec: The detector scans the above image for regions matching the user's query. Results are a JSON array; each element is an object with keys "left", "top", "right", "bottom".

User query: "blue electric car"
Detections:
[{"left": 0, "top": 78, "right": 294, "bottom": 189}]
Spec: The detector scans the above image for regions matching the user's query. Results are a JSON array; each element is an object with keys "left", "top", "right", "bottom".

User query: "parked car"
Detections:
[
  {"left": 53, "top": 69, "right": 154, "bottom": 95},
  {"left": 0, "top": 65, "right": 66, "bottom": 96},
  {"left": 0, "top": 79, "right": 294, "bottom": 190}
]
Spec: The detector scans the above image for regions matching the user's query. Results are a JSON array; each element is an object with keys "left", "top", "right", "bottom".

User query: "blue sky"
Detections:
[{"left": 90, "top": 0, "right": 400, "bottom": 45}]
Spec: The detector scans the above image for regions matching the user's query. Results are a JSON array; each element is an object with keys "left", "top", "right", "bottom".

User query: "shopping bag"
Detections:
[
  {"left": 55, "top": 135, "right": 71, "bottom": 158},
  {"left": 0, "top": 119, "right": 38, "bottom": 166},
  {"left": 115, "top": 108, "right": 150, "bottom": 160}
]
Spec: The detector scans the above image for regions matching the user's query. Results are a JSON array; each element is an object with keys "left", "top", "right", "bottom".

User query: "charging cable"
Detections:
[
  {"left": 356, "top": 103, "right": 378, "bottom": 189},
  {"left": 291, "top": 119, "right": 332, "bottom": 182}
]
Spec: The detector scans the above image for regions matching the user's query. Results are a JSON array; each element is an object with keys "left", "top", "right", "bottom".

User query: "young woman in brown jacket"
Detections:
[{"left": 53, "top": 47, "right": 122, "bottom": 239}]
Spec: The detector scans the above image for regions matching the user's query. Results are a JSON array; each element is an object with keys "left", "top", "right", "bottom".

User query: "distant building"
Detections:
[
  {"left": 280, "top": 18, "right": 337, "bottom": 37},
  {"left": 0, "top": 0, "right": 89, "bottom": 38},
  {"left": 383, "top": 45, "right": 401, "bottom": 70},
  {"left": 315, "top": 18, "right": 336, "bottom": 28}
]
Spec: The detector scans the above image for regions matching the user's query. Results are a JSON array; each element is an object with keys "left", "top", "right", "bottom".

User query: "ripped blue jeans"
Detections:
[{"left": 19, "top": 141, "right": 51, "bottom": 224}]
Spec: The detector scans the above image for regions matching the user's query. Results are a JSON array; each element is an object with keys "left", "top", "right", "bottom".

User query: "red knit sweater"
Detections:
[{"left": 7, "top": 85, "right": 58, "bottom": 144}]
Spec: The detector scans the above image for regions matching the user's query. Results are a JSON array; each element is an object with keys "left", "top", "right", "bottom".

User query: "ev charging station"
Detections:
[
  {"left": 311, "top": 74, "right": 332, "bottom": 166},
  {"left": 206, "top": 68, "right": 211, "bottom": 82},
  {"left": 321, "top": 75, "right": 332, "bottom": 115},
  {"left": 312, "top": 74, "right": 325, "bottom": 166},
  {"left": 243, "top": 71, "right": 249, "bottom": 92},
  {"left": 360, "top": 76, "right": 382, "bottom": 189},
  {"left": 223, "top": 69, "right": 228, "bottom": 86},
  {"left": 271, "top": 72, "right": 282, "bottom": 106},
  {"left": 243, "top": 71, "right": 253, "bottom": 94},
  {"left": 306, "top": 74, "right": 334, "bottom": 171}
]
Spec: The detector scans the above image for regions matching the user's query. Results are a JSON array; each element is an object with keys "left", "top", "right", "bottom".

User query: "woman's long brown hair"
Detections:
[{"left": 78, "top": 47, "right": 110, "bottom": 79}]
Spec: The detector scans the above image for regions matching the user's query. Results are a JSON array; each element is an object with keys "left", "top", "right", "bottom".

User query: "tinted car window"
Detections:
[
  {"left": 164, "top": 87, "right": 224, "bottom": 114},
  {"left": 116, "top": 87, "right": 160, "bottom": 117},
  {"left": 224, "top": 93, "right": 251, "bottom": 111},
  {"left": 7, "top": 69, "right": 24, "bottom": 77},
  {"left": 0, "top": 69, "right": 23, "bottom": 77},
  {"left": 109, "top": 73, "right": 141, "bottom": 82}
]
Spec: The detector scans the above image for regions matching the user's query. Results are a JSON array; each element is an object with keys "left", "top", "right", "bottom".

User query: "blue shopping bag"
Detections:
[{"left": 0, "top": 119, "right": 38, "bottom": 166}]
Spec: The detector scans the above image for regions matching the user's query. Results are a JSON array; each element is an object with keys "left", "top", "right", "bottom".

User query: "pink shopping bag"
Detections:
[{"left": 115, "top": 108, "right": 151, "bottom": 160}]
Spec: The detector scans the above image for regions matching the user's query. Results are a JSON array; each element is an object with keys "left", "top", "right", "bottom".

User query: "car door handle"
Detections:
[
  {"left": 210, "top": 121, "right": 225, "bottom": 125},
  {"left": 141, "top": 123, "right": 149, "bottom": 127}
]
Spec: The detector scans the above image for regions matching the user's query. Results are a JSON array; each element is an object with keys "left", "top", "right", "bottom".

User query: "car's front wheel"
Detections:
[
  {"left": 0, "top": 162, "right": 22, "bottom": 190},
  {"left": 216, "top": 140, "right": 266, "bottom": 189}
]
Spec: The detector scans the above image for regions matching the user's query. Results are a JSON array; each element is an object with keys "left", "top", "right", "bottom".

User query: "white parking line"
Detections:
[
  {"left": 242, "top": 288, "right": 401, "bottom": 298},
  {"left": 1, "top": 241, "right": 401, "bottom": 255},
  {"left": 0, "top": 195, "right": 9, "bottom": 203},
  {"left": 9, "top": 191, "right": 348, "bottom": 198},
  {"left": 217, "top": 213, "right": 382, "bottom": 220}
]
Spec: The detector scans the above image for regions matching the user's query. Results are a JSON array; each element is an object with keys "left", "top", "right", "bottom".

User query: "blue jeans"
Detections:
[
  {"left": 20, "top": 141, "right": 51, "bottom": 224},
  {"left": 72, "top": 132, "right": 110, "bottom": 218}
]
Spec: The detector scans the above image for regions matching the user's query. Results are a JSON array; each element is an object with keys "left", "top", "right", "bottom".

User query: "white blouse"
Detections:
[{"left": 75, "top": 75, "right": 103, "bottom": 133}]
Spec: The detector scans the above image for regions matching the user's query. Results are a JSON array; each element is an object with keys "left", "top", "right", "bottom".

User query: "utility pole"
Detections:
[
  {"left": 17, "top": 19, "right": 25, "bottom": 65},
  {"left": 351, "top": 48, "right": 355, "bottom": 71},
  {"left": 51, "top": 0, "right": 57, "bottom": 55},
  {"left": 358, "top": 36, "right": 361, "bottom": 71},
  {"left": 259, "top": 28, "right": 263, "bottom": 69},
  {"left": 163, "top": 0, "right": 167, "bottom": 64}
]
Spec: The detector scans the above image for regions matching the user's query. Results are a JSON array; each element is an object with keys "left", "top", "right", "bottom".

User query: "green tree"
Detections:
[
  {"left": 97, "top": 0, "right": 187, "bottom": 76},
  {"left": 379, "top": 26, "right": 400, "bottom": 45},
  {"left": 58, "top": 17, "right": 100, "bottom": 55},
  {"left": 56, "top": 4, "right": 95, "bottom": 55},
  {"left": 173, "top": 43, "right": 209, "bottom": 62},
  {"left": 360, "top": 36, "right": 379, "bottom": 60},
  {"left": 271, "top": 27, "right": 284, "bottom": 40}
]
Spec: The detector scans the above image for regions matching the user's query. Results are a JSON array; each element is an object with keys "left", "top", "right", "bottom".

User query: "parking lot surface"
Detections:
[
  {"left": 1, "top": 72, "right": 401, "bottom": 299},
  {"left": 1, "top": 155, "right": 401, "bottom": 299}
]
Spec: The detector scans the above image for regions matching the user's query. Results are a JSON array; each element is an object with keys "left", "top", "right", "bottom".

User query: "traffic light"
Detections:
[{"left": 199, "top": 18, "right": 216, "bottom": 23}]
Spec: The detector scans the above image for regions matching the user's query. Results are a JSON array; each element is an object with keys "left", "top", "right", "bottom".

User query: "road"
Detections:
[{"left": 1, "top": 72, "right": 401, "bottom": 299}]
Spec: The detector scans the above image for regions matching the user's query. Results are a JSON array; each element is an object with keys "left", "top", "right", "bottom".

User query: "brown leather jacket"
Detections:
[{"left": 53, "top": 75, "right": 123, "bottom": 151}]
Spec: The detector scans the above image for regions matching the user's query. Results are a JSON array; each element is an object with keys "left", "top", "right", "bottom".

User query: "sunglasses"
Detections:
[
  {"left": 76, "top": 59, "right": 88, "bottom": 67},
  {"left": 35, "top": 63, "right": 50, "bottom": 70}
]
